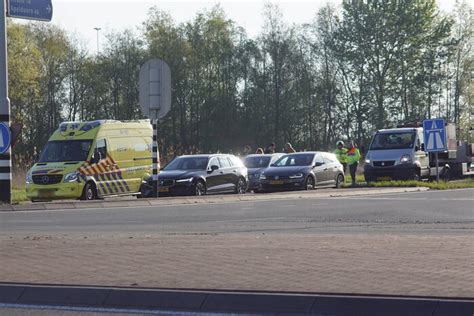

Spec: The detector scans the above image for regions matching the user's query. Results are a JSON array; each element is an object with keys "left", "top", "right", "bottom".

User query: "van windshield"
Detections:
[
  {"left": 370, "top": 132, "right": 415, "bottom": 150},
  {"left": 39, "top": 140, "right": 93, "bottom": 163}
]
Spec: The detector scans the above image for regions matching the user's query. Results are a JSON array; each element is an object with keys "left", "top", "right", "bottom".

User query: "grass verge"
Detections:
[
  {"left": 12, "top": 188, "right": 28, "bottom": 204},
  {"left": 343, "top": 177, "right": 474, "bottom": 190}
]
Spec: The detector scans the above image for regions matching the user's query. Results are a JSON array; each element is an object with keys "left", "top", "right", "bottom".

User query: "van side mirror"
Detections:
[{"left": 90, "top": 150, "right": 100, "bottom": 164}]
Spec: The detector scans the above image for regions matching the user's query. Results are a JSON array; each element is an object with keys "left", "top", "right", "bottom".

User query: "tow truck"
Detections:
[{"left": 363, "top": 122, "right": 474, "bottom": 181}]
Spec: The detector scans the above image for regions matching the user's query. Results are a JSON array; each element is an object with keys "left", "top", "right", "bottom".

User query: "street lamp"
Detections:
[{"left": 93, "top": 27, "right": 101, "bottom": 55}]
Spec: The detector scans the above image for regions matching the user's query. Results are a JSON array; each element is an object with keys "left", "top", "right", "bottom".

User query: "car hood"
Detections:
[
  {"left": 29, "top": 162, "right": 84, "bottom": 176},
  {"left": 158, "top": 170, "right": 203, "bottom": 179},
  {"left": 262, "top": 166, "right": 310, "bottom": 176},
  {"left": 247, "top": 167, "right": 267, "bottom": 175},
  {"left": 367, "top": 148, "right": 413, "bottom": 161}
]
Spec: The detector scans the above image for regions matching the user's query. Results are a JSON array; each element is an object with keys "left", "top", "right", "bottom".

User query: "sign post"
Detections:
[
  {"left": 1, "top": 0, "right": 12, "bottom": 204},
  {"left": 1, "top": 0, "right": 53, "bottom": 204},
  {"left": 423, "top": 119, "right": 447, "bottom": 182},
  {"left": 139, "top": 59, "right": 171, "bottom": 198}
]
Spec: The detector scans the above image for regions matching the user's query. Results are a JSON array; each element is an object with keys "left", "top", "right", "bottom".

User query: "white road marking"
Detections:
[{"left": 0, "top": 303, "right": 209, "bottom": 315}]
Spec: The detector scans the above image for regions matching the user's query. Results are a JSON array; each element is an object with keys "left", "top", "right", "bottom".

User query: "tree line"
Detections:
[{"left": 6, "top": 0, "right": 473, "bottom": 165}]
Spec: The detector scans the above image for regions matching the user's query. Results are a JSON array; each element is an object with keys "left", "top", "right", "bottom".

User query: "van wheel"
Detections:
[
  {"left": 81, "top": 182, "right": 97, "bottom": 201},
  {"left": 334, "top": 174, "right": 344, "bottom": 188},
  {"left": 410, "top": 169, "right": 421, "bottom": 181}
]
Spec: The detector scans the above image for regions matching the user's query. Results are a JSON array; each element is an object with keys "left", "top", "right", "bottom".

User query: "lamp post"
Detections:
[{"left": 93, "top": 27, "right": 101, "bottom": 55}]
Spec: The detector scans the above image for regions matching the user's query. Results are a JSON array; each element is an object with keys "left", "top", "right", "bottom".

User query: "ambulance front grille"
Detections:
[{"left": 32, "top": 174, "right": 63, "bottom": 185}]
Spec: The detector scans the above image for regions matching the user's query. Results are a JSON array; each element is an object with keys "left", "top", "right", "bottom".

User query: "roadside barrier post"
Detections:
[
  {"left": 152, "top": 119, "right": 158, "bottom": 198},
  {"left": 0, "top": 0, "right": 11, "bottom": 204}
]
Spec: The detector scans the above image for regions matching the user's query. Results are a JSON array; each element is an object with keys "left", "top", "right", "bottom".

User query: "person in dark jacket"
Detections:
[{"left": 264, "top": 142, "right": 276, "bottom": 154}]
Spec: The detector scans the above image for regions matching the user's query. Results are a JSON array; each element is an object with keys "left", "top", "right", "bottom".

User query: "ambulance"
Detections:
[{"left": 26, "top": 120, "right": 153, "bottom": 201}]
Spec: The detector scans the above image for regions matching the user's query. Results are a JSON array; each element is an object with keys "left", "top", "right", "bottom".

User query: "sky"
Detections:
[{"left": 47, "top": 0, "right": 460, "bottom": 54}]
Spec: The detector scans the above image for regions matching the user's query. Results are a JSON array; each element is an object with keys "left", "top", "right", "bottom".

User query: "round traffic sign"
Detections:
[{"left": 0, "top": 122, "right": 11, "bottom": 154}]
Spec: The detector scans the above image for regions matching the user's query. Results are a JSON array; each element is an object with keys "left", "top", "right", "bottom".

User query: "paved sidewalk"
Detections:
[{"left": 1, "top": 233, "right": 472, "bottom": 298}]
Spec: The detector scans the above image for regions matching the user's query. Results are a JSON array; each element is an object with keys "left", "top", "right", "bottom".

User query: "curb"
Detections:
[
  {"left": 0, "top": 187, "right": 429, "bottom": 212},
  {"left": 0, "top": 283, "right": 472, "bottom": 315}
]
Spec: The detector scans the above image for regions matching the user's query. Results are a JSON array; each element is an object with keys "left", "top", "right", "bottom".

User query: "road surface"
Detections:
[
  {"left": 1, "top": 189, "right": 472, "bottom": 234},
  {"left": 1, "top": 188, "right": 473, "bottom": 299}
]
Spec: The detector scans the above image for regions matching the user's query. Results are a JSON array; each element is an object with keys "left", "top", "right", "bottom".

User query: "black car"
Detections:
[
  {"left": 243, "top": 153, "right": 283, "bottom": 192},
  {"left": 258, "top": 152, "right": 344, "bottom": 192},
  {"left": 143, "top": 154, "right": 248, "bottom": 197}
]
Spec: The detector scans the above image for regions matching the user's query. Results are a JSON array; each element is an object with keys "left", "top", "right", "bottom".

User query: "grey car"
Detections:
[
  {"left": 258, "top": 152, "right": 345, "bottom": 192},
  {"left": 243, "top": 153, "right": 284, "bottom": 192}
]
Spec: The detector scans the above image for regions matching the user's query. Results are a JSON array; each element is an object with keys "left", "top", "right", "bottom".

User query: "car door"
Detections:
[
  {"left": 206, "top": 157, "right": 224, "bottom": 192},
  {"left": 225, "top": 156, "right": 240, "bottom": 190},
  {"left": 415, "top": 132, "right": 430, "bottom": 177},
  {"left": 216, "top": 156, "right": 233, "bottom": 191},
  {"left": 312, "top": 154, "right": 329, "bottom": 185},
  {"left": 323, "top": 154, "right": 338, "bottom": 185}
]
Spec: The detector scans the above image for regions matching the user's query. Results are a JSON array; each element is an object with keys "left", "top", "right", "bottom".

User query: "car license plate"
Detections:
[
  {"left": 38, "top": 189, "right": 54, "bottom": 197},
  {"left": 270, "top": 180, "right": 284, "bottom": 185},
  {"left": 158, "top": 187, "right": 169, "bottom": 193},
  {"left": 377, "top": 176, "right": 392, "bottom": 181}
]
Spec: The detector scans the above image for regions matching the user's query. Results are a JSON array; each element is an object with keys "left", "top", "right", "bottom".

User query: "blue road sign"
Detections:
[
  {"left": 423, "top": 119, "right": 447, "bottom": 153},
  {"left": 0, "top": 122, "right": 11, "bottom": 155},
  {"left": 6, "top": 0, "right": 53, "bottom": 22}
]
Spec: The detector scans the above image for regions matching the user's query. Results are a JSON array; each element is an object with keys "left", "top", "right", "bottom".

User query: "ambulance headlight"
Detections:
[
  {"left": 64, "top": 172, "right": 79, "bottom": 183},
  {"left": 26, "top": 172, "right": 33, "bottom": 184}
]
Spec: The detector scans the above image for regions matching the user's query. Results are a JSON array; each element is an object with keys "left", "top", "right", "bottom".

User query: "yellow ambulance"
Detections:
[{"left": 26, "top": 120, "right": 153, "bottom": 201}]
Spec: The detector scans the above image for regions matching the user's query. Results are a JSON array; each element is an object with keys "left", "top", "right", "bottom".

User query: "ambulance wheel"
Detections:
[{"left": 81, "top": 182, "right": 97, "bottom": 201}]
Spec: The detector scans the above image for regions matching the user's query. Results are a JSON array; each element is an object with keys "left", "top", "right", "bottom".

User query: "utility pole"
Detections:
[{"left": 94, "top": 27, "right": 101, "bottom": 56}]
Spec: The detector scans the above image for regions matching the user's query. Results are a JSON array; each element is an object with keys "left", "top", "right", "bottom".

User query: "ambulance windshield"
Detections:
[{"left": 39, "top": 140, "right": 93, "bottom": 163}]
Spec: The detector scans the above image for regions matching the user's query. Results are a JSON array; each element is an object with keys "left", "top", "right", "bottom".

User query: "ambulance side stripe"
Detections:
[
  {"left": 111, "top": 172, "right": 125, "bottom": 193},
  {"left": 102, "top": 173, "right": 113, "bottom": 194},
  {"left": 105, "top": 173, "right": 119, "bottom": 193}
]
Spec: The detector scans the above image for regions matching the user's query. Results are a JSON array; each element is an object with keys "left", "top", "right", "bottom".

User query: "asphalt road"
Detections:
[{"left": 1, "top": 189, "right": 473, "bottom": 235}]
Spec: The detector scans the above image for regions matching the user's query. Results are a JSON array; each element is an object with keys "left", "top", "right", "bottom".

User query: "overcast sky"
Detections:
[{"left": 50, "top": 0, "right": 460, "bottom": 54}]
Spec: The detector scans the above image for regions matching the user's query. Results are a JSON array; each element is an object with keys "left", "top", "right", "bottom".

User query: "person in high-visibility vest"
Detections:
[
  {"left": 347, "top": 141, "right": 361, "bottom": 186},
  {"left": 334, "top": 140, "right": 348, "bottom": 173}
]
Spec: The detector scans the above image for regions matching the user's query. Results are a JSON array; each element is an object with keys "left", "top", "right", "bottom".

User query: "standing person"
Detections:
[
  {"left": 264, "top": 143, "right": 276, "bottom": 154},
  {"left": 334, "top": 140, "right": 348, "bottom": 173},
  {"left": 243, "top": 145, "right": 252, "bottom": 156},
  {"left": 284, "top": 142, "right": 296, "bottom": 153},
  {"left": 347, "top": 141, "right": 361, "bottom": 186},
  {"left": 255, "top": 147, "right": 264, "bottom": 154}
]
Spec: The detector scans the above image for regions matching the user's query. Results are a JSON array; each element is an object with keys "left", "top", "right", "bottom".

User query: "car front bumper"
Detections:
[{"left": 258, "top": 178, "right": 305, "bottom": 191}]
